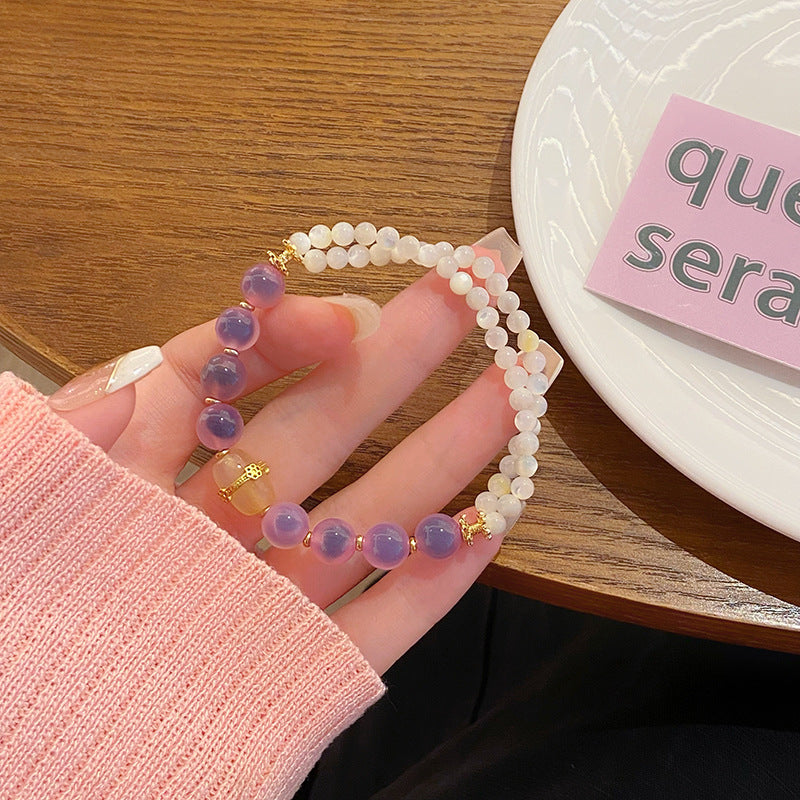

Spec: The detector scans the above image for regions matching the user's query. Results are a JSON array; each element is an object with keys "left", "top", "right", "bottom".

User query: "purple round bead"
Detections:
[
  {"left": 196, "top": 403, "right": 243, "bottom": 450},
  {"left": 262, "top": 502, "right": 309, "bottom": 549},
  {"left": 362, "top": 522, "right": 410, "bottom": 570},
  {"left": 241, "top": 262, "right": 286, "bottom": 310},
  {"left": 414, "top": 513, "right": 461, "bottom": 560},
  {"left": 215, "top": 306, "right": 260, "bottom": 351},
  {"left": 200, "top": 353, "right": 246, "bottom": 402},
  {"left": 310, "top": 518, "right": 356, "bottom": 564}
]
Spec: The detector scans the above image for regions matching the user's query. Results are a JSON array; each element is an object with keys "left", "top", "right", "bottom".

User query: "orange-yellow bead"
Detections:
[
  {"left": 212, "top": 449, "right": 275, "bottom": 515},
  {"left": 517, "top": 329, "right": 540, "bottom": 353}
]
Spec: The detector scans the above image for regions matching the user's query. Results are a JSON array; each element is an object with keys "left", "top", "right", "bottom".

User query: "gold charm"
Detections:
[
  {"left": 458, "top": 510, "right": 492, "bottom": 546},
  {"left": 266, "top": 239, "right": 302, "bottom": 276},
  {"left": 218, "top": 460, "right": 269, "bottom": 502}
]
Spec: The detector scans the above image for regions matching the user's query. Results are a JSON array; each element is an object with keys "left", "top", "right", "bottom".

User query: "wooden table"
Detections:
[{"left": 3, "top": 0, "right": 800, "bottom": 653}]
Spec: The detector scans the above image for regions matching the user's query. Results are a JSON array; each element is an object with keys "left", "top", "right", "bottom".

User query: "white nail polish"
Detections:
[
  {"left": 537, "top": 341, "right": 564, "bottom": 391},
  {"left": 48, "top": 346, "right": 163, "bottom": 411},
  {"left": 322, "top": 293, "right": 382, "bottom": 342}
]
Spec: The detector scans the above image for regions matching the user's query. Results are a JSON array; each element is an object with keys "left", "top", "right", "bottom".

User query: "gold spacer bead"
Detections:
[
  {"left": 408, "top": 536, "right": 417, "bottom": 554},
  {"left": 239, "top": 300, "right": 255, "bottom": 311},
  {"left": 223, "top": 347, "right": 240, "bottom": 357},
  {"left": 302, "top": 530, "right": 313, "bottom": 548},
  {"left": 214, "top": 449, "right": 230, "bottom": 459},
  {"left": 355, "top": 534, "right": 364, "bottom": 552},
  {"left": 204, "top": 397, "right": 221, "bottom": 405}
]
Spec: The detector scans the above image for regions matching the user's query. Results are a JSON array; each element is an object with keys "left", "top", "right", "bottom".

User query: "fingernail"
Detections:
[
  {"left": 48, "top": 345, "right": 163, "bottom": 411},
  {"left": 537, "top": 341, "right": 564, "bottom": 392},
  {"left": 322, "top": 293, "right": 382, "bottom": 342}
]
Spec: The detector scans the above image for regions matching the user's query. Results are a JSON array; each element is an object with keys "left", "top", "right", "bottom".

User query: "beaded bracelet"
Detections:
[{"left": 196, "top": 223, "right": 562, "bottom": 571}]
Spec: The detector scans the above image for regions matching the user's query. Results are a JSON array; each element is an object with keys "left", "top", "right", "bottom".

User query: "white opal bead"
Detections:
[
  {"left": 485, "top": 272, "right": 509, "bottom": 296},
  {"left": 487, "top": 472, "right": 511, "bottom": 496},
  {"left": 418, "top": 243, "right": 439, "bottom": 268},
  {"left": 466, "top": 286, "right": 490, "bottom": 311},
  {"left": 348, "top": 243, "right": 371, "bottom": 268},
  {"left": 511, "top": 476, "right": 534, "bottom": 500},
  {"left": 504, "top": 365, "right": 528, "bottom": 390},
  {"left": 499, "top": 454, "right": 518, "bottom": 477},
  {"left": 436, "top": 255, "right": 458, "bottom": 279},
  {"left": 494, "top": 345, "right": 518, "bottom": 370},
  {"left": 484, "top": 326, "right": 508, "bottom": 350},
  {"left": 514, "top": 409, "right": 539, "bottom": 432},
  {"left": 331, "top": 221, "right": 355, "bottom": 246},
  {"left": 496, "top": 493, "right": 522, "bottom": 520},
  {"left": 515, "top": 455, "right": 539, "bottom": 478},
  {"left": 376, "top": 226, "right": 400, "bottom": 250},
  {"left": 471, "top": 255, "right": 495, "bottom": 280},
  {"left": 508, "top": 387, "right": 535, "bottom": 411},
  {"left": 412, "top": 242, "right": 429, "bottom": 265},
  {"left": 450, "top": 271, "right": 473, "bottom": 295},
  {"left": 497, "top": 290, "right": 520, "bottom": 313},
  {"left": 523, "top": 350, "right": 547, "bottom": 374},
  {"left": 475, "top": 491, "right": 498, "bottom": 514},
  {"left": 326, "top": 245, "right": 349, "bottom": 270},
  {"left": 309, "top": 224, "right": 332, "bottom": 249},
  {"left": 453, "top": 245, "right": 476, "bottom": 267},
  {"left": 484, "top": 511, "right": 507, "bottom": 536},
  {"left": 289, "top": 231, "right": 311, "bottom": 256},
  {"left": 435, "top": 241, "right": 454, "bottom": 259},
  {"left": 531, "top": 395, "right": 548, "bottom": 417},
  {"left": 369, "top": 243, "right": 392, "bottom": 266},
  {"left": 506, "top": 309, "right": 530, "bottom": 333},
  {"left": 510, "top": 431, "right": 539, "bottom": 455},
  {"left": 354, "top": 221, "right": 377, "bottom": 246},
  {"left": 518, "top": 330, "right": 540, "bottom": 353},
  {"left": 526, "top": 371, "right": 549, "bottom": 395},
  {"left": 303, "top": 249, "right": 327, "bottom": 273},
  {"left": 507, "top": 435, "right": 526, "bottom": 456},
  {"left": 394, "top": 235, "right": 420, "bottom": 263},
  {"left": 475, "top": 306, "right": 499, "bottom": 330}
]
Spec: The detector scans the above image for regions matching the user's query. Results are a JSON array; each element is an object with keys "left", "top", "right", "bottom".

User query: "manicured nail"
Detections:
[
  {"left": 537, "top": 341, "right": 564, "bottom": 392},
  {"left": 48, "top": 345, "right": 163, "bottom": 411},
  {"left": 322, "top": 293, "right": 382, "bottom": 342}
]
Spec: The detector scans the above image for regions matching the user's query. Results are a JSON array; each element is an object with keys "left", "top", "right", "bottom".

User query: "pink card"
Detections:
[{"left": 585, "top": 94, "right": 800, "bottom": 372}]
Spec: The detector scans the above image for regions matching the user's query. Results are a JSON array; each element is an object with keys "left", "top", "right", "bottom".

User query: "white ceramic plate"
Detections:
[{"left": 512, "top": 0, "right": 800, "bottom": 540}]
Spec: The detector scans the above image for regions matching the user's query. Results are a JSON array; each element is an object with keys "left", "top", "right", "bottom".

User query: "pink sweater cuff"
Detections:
[{"left": 0, "top": 371, "right": 385, "bottom": 799}]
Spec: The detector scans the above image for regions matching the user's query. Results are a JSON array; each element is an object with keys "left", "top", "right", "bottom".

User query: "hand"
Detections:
[{"left": 49, "top": 269, "right": 520, "bottom": 675}]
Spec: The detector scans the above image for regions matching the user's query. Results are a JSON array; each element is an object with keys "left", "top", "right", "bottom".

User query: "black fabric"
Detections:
[{"left": 295, "top": 585, "right": 800, "bottom": 800}]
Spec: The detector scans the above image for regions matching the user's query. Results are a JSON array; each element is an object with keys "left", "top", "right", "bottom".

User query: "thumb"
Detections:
[{"left": 47, "top": 346, "right": 163, "bottom": 451}]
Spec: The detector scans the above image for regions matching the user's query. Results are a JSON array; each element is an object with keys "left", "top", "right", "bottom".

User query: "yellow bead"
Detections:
[
  {"left": 212, "top": 449, "right": 275, "bottom": 515},
  {"left": 517, "top": 329, "right": 540, "bottom": 353}
]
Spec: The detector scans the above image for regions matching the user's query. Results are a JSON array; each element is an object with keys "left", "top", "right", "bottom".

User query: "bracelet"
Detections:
[{"left": 196, "top": 223, "right": 560, "bottom": 570}]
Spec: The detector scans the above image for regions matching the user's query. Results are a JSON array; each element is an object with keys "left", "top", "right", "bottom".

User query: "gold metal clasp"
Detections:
[
  {"left": 218, "top": 461, "right": 269, "bottom": 503},
  {"left": 266, "top": 239, "right": 302, "bottom": 275},
  {"left": 458, "top": 510, "right": 492, "bottom": 547}
]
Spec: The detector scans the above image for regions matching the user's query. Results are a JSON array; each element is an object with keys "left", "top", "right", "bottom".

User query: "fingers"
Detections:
[
  {"left": 107, "top": 295, "right": 361, "bottom": 488},
  {"left": 47, "top": 346, "right": 163, "bottom": 450},
  {"left": 176, "top": 268, "right": 475, "bottom": 545},
  {"left": 332, "top": 512, "right": 503, "bottom": 675},
  {"left": 51, "top": 384, "right": 137, "bottom": 451},
  {"left": 265, "top": 361, "right": 516, "bottom": 608}
]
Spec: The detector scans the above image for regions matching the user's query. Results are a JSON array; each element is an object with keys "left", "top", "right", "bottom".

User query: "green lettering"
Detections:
[
  {"left": 623, "top": 224, "right": 674, "bottom": 271},
  {"left": 667, "top": 139, "right": 726, "bottom": 208},
  {"left": 726, "top": 156, "right": 782, "bottom": 212},
  {"left": 782, "top": 181, "right": 800, "bottom": 227},
  {"left": 719, "top": 255, "right": 765, "bottom": 303},
  {"left": 670, "top": 241, "right": 722, "bottom": 292},
  {"left": 755, "top": 271, "right": 800, "bottom": 326}
]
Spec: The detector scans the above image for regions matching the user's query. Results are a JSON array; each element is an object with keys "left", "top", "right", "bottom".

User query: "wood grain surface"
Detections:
[{"left": 3, "top": 0, "right": 800, "bottom": 652}]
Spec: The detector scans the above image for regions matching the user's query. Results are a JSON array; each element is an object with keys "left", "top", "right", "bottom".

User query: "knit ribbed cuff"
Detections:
[{"left": 0, "top": 371, "right": 384, "bottom": 800}]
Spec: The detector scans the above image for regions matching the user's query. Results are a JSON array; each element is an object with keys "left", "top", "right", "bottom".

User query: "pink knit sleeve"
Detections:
[{"left": 0, "top": 371, "right": 385, "bottom": 800}]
